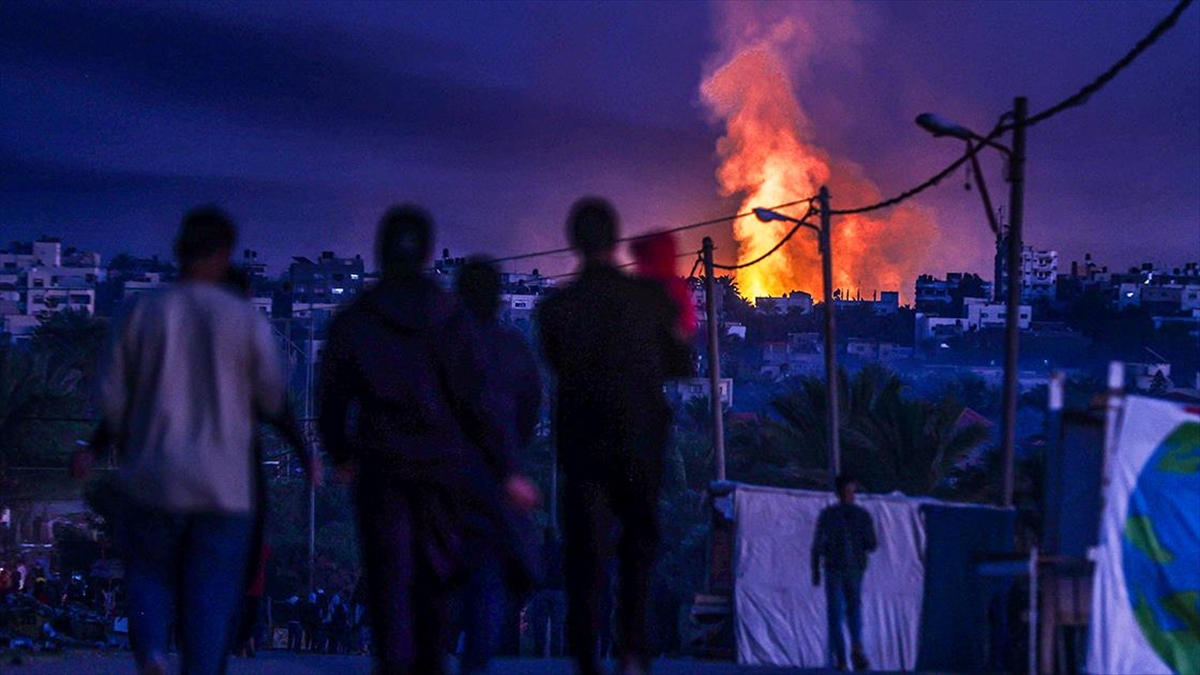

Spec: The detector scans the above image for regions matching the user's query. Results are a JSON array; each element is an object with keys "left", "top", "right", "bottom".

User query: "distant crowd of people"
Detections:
[
  {"left": 0, "top": 559, "right": 82, "bottom": 610},
  {"left": 267, "top": 584, "right": 368, "bottom": 657},
  {"left": 75, "top": 197, "right": 877, "bottom": 675}
]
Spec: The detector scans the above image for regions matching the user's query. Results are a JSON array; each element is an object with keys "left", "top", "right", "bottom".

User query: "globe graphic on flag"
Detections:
[{"left": 1122, "top": 421, "right": 1199, "bottom": 675}]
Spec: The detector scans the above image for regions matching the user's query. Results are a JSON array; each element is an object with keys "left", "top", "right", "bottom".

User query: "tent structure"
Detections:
[{"left": 730, "top": 484, "right": 1013, "bottom": 671}]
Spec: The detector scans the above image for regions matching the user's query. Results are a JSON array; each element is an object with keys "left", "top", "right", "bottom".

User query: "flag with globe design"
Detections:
[{"left": 1089, "top": 396, "right": 1199, "bottom": 675}]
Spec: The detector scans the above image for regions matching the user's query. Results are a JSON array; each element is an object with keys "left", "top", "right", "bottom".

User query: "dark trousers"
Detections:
[
  {"left": 357, "top": 490, "right": 456, "bottom": 675},
  {"left": 287, "top": 621, "right": 302, "bottom": 651},
  {"left": 824, "top": 567, "right": 865, "bottom": 667},
  {"left": 563, "top": 465, "right": 661, "bottom": 673}
]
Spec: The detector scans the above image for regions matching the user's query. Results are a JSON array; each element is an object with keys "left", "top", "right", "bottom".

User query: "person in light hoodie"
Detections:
[{"left": 99, "top": 206, "right": 284, "bottom": 675}]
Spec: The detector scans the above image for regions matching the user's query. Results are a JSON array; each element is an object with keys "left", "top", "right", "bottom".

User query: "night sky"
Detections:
[{"left": 2, "top": 0, "right": 1197, "bottom": 284}]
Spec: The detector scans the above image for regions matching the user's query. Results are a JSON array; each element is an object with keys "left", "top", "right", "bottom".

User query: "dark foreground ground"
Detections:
[{"left": 0, "top": 651, "right": 909, "bottom": 674}]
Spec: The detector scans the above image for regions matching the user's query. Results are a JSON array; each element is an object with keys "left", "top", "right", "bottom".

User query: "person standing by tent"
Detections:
[
  {"left": 812, "top": 474, "right": 877, "bottom": 672},
  {"left": 537, "top": 197, "right": 693, "bottom": 675}
]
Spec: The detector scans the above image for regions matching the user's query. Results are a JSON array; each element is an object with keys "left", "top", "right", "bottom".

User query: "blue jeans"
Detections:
[
  {"left": 824, "top": 567, "right": 864, "bottom": 667},
  {"left": 120, "top": 504, "right": 252, "bottom": 675}
]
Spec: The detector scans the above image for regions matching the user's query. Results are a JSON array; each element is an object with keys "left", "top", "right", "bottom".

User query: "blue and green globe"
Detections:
[{"left": 1122, "top": 421, "right": 1200, "bottom": 675}]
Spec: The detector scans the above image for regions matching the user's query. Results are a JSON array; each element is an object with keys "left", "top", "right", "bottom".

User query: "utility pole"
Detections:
[
  {"left": 702, "top": 237, "right": 726, "bottom": 481},
  {"left": 1001, "top": 97, "right": 1027, "bottom": 508},
  {"left": 818, "top": 187, "right": 840, "bottom": 481},
  {"left": 306, "top": 293, "right": 316, "bottom": 591}
]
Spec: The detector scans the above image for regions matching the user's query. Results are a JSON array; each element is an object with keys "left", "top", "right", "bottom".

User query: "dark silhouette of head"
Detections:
[
  {"left": 567, "top": 197, "right": 618, "bottom": 262},
  {"left": 376, "top": 205, "right": 434, "bottom": 280},
  {"left": 175, "top": 206, "right": 236, "bottom": 281},
  {"left": 456, "top": 256, "right": 502, "bottom": 322},
  {"left": 835, "top": 473, "right": 859, "bottom": 504}
]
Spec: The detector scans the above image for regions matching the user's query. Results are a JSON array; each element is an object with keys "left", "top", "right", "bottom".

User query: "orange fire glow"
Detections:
[{"left": 701, "top": 14, "right": 937, "bottom": 304}]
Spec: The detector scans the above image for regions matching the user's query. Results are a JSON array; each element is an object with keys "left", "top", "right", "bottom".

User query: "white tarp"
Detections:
[
  {"left": 1087, "top": 396, "right": 1199, "bottom": 675},
  {"left": 733, "top": 485, "right": 926, "bottom": 670}
]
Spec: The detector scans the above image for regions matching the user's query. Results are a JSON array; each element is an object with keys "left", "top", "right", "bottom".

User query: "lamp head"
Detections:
[
  {"left": 753, "top": 207, "right": 789, "bottom": 223},
  {"left": 916, "top": 113, "right": 975, "bottom": 141}
]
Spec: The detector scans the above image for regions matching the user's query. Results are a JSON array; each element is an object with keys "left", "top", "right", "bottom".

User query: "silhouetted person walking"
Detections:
[
  {"left": 538, "top": 198, "right": 692, "bottom": 675},
  {"left": 98, "top": 206, "right": 284, "bottom": 675},
  {"left": 319, "top": 206, "right": 537, "bottom": 675},
  {"left": 455, "top": 257, "right": 543, "bottom": 675},
  {"left": 812, "top": 474, "right": 877, "bottom": 672}
]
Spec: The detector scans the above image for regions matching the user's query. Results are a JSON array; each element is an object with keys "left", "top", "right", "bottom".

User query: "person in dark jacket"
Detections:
[
  {"left": 318, "top": 205, "right": 538, "bottom": 675},
  {"left": 811, "top": 474, "right": 877, "bottom": 672},
  {"left": 454, "top": 257, "right": 543, "bottom": 675},
  {"left": 537, "top": 198, "right": 692, "bottom": 675}
]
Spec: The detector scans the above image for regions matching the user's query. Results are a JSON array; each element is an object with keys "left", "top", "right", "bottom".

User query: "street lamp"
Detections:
[
  {"left": 916, "top": 98, "right": 1027, "bottom": 507},
  {"left": 753, "top": 187, "right": 840, "bottom": 481}
]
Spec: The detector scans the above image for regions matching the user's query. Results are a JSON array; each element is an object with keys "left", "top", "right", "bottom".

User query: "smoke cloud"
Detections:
[{"left": 701, "top": 2, "right": 937, "bottom": 303}]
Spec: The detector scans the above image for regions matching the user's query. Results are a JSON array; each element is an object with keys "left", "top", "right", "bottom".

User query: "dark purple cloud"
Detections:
[{"left": 1, "top": 0, "right": 1196, "bottom": 282}]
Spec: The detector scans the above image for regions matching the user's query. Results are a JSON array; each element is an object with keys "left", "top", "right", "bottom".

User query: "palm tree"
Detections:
[
  {"left": 32, "top": 308, "right": 108, "bottom": 390},
  {"left": 747, "top": 364, "right": 990, "bottom": 496},
  {"left": 0, "top": 343, "right": 87, "bottom": 473},
  {"left": 843, "top": 388, "right": 990, "bottom": 496},
  {"left": 0, "top": 345, "right": 78, "bottom": 434}
]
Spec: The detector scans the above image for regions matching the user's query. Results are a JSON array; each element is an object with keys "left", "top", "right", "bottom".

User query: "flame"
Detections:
[{"left": 701, "top": 10, "right": 936, "bottom": 304}]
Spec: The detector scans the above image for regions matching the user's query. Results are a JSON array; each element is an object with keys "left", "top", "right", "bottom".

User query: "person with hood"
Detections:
[
  {"left": 318, "top": 205, "right": 538, "bottom": 675},
  {"left": 454, "top": 257, "right": 543, "bottom": 674}
]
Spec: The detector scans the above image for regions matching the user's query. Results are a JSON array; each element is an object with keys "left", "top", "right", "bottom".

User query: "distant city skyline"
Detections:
[{"left": 2, "top": 1, "right": 1198, "bottom": 292}]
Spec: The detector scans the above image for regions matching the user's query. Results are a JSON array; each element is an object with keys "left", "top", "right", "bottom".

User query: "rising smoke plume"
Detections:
[{"left": 701, "top": 2, "right": 937, "bottom": 303}]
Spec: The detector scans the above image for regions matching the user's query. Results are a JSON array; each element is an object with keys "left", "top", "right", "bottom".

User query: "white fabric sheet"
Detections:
[{"left": 733, "top": 485, "right": 927, "bottom": 670}]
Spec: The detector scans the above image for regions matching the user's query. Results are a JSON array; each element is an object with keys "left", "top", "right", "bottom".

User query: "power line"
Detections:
[
  {"left": 492, "top": 0, "right": 1192, "bottom": 267},
  {"left": 1018, "top": 0, "right": 1194, "bottom": 129},
  {"left": 713, "top": 203, "right": 819, "bottom": 271},
  {"left": 542, "top": 250, "right": 701, "bottom": 281},
  {"left": 830, "top": 142, "right": 984, "bottom": 216},
  {"left": 833, "top": 0, "right": 1191, "bottom": 216},
  {"left": 484, "top": 195, "right": 818, "bottom": 267}
]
